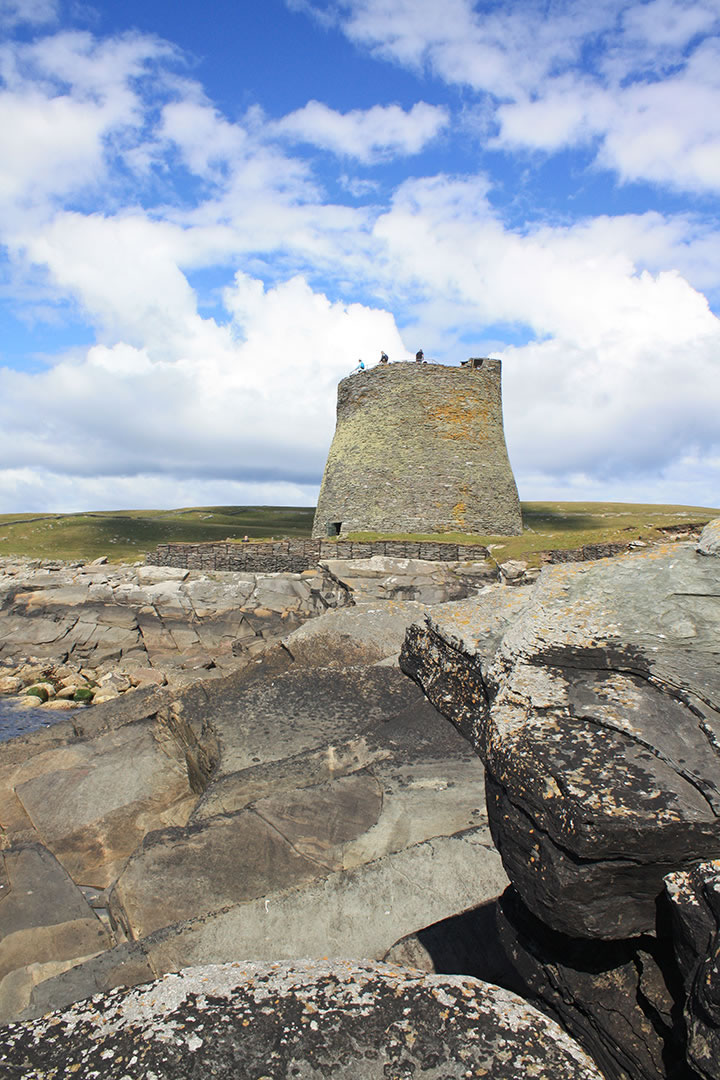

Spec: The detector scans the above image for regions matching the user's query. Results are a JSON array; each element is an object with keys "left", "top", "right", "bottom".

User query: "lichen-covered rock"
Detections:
[
  {"left": 665, "top": 859, "right": 720, "bottom": 1080},
  {"left": 0, "top": 960, "right": 604, "bottom": 1079},
  {"left": 401, "top": 544, "right": 720, "bottom": 941}
]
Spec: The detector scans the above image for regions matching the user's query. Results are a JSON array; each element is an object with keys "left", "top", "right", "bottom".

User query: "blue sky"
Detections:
[{"left": 0, "top": 0, "right": 718, "bottom": 513}]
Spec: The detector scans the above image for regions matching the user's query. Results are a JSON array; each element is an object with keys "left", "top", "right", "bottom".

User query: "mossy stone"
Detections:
[
  {"left": 73, "top": 687, "right": 95, "bottom": 702},
  {"left": 25, "top": 685, "right": 49, "bottom": 703}
]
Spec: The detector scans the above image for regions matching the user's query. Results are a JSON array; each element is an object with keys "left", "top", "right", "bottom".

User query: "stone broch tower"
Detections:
[{"left": 312, "top": 359, "right": 522, "bottom": 538}]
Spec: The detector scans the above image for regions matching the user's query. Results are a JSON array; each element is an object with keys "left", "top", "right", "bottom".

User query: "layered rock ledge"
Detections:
[
  {"left": 2, "top": 525, "right": 718, "bottom": 1078},
  {"left": 0, "top": 553, "right": 511, "bottom": 717},
  {"left": 400, "top": 521, "right": 720, "bottom": 1080}
]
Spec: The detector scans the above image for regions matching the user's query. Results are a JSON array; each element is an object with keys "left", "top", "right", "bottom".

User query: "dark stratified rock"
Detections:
[
  {"left": 495, "top": 886, "right": 691, "bottom": 1080},
  {"left": 400, "top": 535, "right": 720, "bottom": 1080},
  {"left": 0, "top": 960, "right": 605, "bottom": 1080},
  {"left": 401, "top": 544, "right": 720, "bottom": 941},
  {"left": 666, "top": 859, "right": 720, "bottom": 1080}
]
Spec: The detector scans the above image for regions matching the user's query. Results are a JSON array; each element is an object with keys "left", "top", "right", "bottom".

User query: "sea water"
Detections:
[{"left": 0, "top": 698, "right": 75, "bottom": 742}]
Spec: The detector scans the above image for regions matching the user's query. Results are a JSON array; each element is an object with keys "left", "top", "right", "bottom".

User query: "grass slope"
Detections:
[
  {"left": 0, "top": 502, "right": 715, "bottom": 564},
  {"left": 0, "top": 506, "right": 316, "bottom": 563},
  {"left": 345, "top": 502, "right": 719, "bottom": 564}
]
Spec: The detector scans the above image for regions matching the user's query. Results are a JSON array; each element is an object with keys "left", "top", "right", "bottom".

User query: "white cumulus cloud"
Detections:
[
  {"left": 272, "top": 100, "right": 448, "bottom": 162},
  {"left": 322, "top": 0, "right": 720, "bottom": 194},
  {"left": 0, "top": 271, "right": 410, "bottom": 511}
]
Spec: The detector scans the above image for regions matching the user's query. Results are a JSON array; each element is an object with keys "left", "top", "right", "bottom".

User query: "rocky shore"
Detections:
[
  {"left": 0, "top": 557, "right": 349, "bottom": 723},
  {"left": 0, "top": 551, "right": 510, "bottom": 732},
  {"left": 0, "top": 522, "right": 718, "bottom": 1079}
]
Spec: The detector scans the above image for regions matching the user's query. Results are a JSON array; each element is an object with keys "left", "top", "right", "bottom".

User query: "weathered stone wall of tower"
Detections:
[{"left": 312, "top": 360, "right": 522, "bottom": 538}]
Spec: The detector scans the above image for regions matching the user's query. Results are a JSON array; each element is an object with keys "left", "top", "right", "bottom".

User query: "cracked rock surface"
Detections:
[
  {"left": 0, "top": 558, "right": 349, "bottom": 707},
  {"left": 1, "top": 622, "right": 506, "bottom": 1024},
  {"left": 0, "top": 959, "right": 604, "bottom": 1080}
]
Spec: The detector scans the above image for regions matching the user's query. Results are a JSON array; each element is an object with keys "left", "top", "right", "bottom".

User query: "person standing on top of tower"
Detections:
[
  {"left": 380, "top": 351, "right": 389, "bottom": 364},
  {"left": 415, "top": 349, "right": 424, "bottom": 362}
]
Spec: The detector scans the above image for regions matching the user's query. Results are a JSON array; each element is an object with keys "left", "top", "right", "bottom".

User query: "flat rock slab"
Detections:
[
  {"left": 0, "top": 844, "right": 111, "bottom": 1023},
  {"left": 322, "top": 555, "right": 498, "bottom": 605},
  {"left": 201, "top": 665, "right": 433, "bottom": 775},
  {"left": 2, "top": 718, "right": 196, "bottom": 886},
  {"left": 281, "top": 600, "right": 431, "bottom": 667},
  {"left": 401, "top": 542, "right": 720, "bottom": 939},
  {"left": 109, "top": 662, "right": 503, "bottom": 948},
  {"left": 1, "top": 960, "right": 604, "bottom": 1079},
  {"left": 140, "top": 829, "right": 507, "bottom": 978},
  {"left": 110, "top": 810, "right": 323, "bottom": 939}
]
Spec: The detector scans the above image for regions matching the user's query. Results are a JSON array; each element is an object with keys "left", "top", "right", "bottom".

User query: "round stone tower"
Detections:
[{"left": 312, "top": 359, "right": 522, "bottom": 538}]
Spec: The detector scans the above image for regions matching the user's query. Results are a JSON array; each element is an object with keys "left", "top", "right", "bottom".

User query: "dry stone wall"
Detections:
[
  {"left": 146, "top": 539, "right": 636, "bottom": 574},
  {"left": 147, "top": 538, "right": 492, "bottom": 572},
  {"left": 312, "top": 360, "right": 522, "bottom": 538}
]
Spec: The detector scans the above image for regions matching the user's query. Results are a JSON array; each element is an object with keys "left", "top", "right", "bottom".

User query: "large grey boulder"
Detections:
[
  {"left": 0, "top": 960, "right": 604, "bottom": 1079},
  {"left": 401, "top": 544, "right": 720, "bottom": 941},
  {"left": 400, "top": 541, "right": 720, "bottom": 1080},
  {"left": 697, "top": 516, "right": 720, "bottom": 556}
]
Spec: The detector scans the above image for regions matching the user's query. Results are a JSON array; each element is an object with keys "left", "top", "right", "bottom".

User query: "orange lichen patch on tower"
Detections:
[
  {"left": 452, "top": 482, "right": 473, "bottom": 529},
  {"left": 426, "top": 398, "right": 488, "bottom": 441},
  {"left": 452, "top": 501, "right": 467, "bottom": 528}
]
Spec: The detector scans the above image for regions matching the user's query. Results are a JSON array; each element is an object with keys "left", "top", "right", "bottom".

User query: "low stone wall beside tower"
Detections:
[{"left": 312, "top": 360, "right": 522, "bottom": 538}]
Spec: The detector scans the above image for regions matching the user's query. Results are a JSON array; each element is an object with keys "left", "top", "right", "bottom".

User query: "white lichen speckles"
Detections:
[{"left": 1, "top": 960, "right": 605, "bottom": 1079}]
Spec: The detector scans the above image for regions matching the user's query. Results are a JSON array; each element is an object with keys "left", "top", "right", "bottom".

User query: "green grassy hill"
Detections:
[
  {"left": 0, "top": 502, "right": 715, "bottom": 564},
  {"left": 0, "top": 506, "right": 316, "bottom": 563},
  {"left": 345, "top": 502, "right": 718, "bottom": 564}
]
